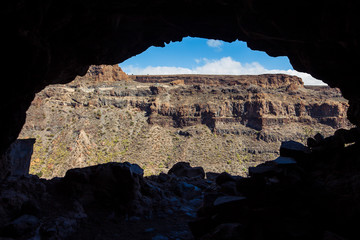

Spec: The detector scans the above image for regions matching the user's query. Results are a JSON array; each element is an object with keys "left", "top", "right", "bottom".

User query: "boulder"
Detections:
[
  {"left": 215, "top": 172, "right": 236, "bottom": 185},
  {"left": 219, "top": 181, "right": 239, "bottom": 195},
  {"left": 0, "top": 215, "right": 39, "bottom": 238},
  {"left": 206, "top": 172, "right": 220, "bottom": 181},
  {"left": 170, "top": 79, "right": 185, "bottom": 85},
  {"left": 175, "top": 181, "right": 201, "bottom": 200},
  {"left": 335, "top": 128, "right": 360, "bottom": 144},
  {"left": 0, "top": 139, "right": 36, "bottom": 181},
  {"left": 280, "top": 140, "right": 309, "bottom": 160},
  {"left": 150, "top": 86, "right": 167, "bottom": 95},
  {"left": 168, "top": 162, "right": 205, "bottom": 179},
  {"left": 248, "top": 164, "right": 278, "bottom": 177},
  {"left": 62, "top": 162, "right": 144, "bottom": 213},
  {"left": 307, "top": 137, "right": 318, "bottom": 148},
  {"left": 273, "top": 157, "right": 297, "bottom": 165},
  {"left": 314, "top": 133, "right": 325, "bottom": 142}
]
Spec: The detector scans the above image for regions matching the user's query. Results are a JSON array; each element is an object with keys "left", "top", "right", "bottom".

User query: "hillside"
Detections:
[{"left": 19, "top": 65, "right": 352, "bottom": 178}]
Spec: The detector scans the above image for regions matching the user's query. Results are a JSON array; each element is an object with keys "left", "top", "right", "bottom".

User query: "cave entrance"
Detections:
[{"left": 18, "top": 37, "right": 351, "bottom": 179}]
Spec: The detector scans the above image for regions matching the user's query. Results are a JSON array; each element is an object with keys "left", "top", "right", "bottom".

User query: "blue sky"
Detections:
[{"left": 119, "top": 37, "right": 326, "bottom": 85}]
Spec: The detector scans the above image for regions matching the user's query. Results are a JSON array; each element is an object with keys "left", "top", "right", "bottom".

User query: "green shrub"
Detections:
[
  {"left": 35, "top": 171, "right": 43, "bottom": 178},
  {"left": 94, "top": 110, "right": 101, "bottom": 119}
]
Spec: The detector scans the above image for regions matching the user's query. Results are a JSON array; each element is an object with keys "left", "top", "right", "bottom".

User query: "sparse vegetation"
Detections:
[
  {"left": 94, "top": 110, "right": 102, "bottom": 119},
  {"left": 302, "top": 126, "right": 316, "bottom": 143},
  {"left": 236, "top": 153, "right": 242, "bottom": 164}
]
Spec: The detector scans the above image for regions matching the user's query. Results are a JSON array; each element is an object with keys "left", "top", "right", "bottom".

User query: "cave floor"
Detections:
[{"left": 1, "top": 136, "right": 360, "bottom": 240}]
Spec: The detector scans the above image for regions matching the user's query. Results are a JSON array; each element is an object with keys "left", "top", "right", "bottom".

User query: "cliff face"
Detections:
[
  {"left": 19, "top": 65, "right": 352, "bottom": 178},
  {"left": 145, "top": 82, "right": 348, "bottom": 132},
  {"left": 131, "top": 74, "right": 304, "bottom": 89},
  {"left": 131, "top": 73, "right": 349, "bottom": 132}
]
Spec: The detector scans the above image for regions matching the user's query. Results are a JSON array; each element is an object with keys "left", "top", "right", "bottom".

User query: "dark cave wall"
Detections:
[{"left": 2, "top": 0, "right": 360, "bottom": 175}]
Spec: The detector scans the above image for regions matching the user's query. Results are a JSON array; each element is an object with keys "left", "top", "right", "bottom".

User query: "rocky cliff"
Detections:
[
  {"left": 19, "top": 65, "right": 352, "bottom": 178},
  {"left": 74, "top": 65, "right": 130, "bottom": 83},
  {"left": 136, "top": 74, "right": 348, "bottom": 132}
]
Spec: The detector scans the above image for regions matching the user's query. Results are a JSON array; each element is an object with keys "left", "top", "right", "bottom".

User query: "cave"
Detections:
[{"left": 1, "top": 1, "right": 360, "bottom": 239}]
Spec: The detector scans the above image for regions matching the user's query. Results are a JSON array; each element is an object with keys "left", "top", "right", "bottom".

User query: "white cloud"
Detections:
[
  {"left": 122, "top": 57, "right": 327, "bottom": 86},
  {"left": 124, "top": 65, "right": 193, "bottom": 75},
  {"left": 193, "top": 57, "right": 266, "bottom": 75},
  {"left": 206, "top": 39, "right": 223, "bottom": 48},
  {"left": 267, "top": 69, "right": 327, "bottom": 86}
]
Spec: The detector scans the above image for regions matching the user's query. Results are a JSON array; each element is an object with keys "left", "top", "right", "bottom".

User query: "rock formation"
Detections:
[
  {"left": 18, "top": 65, "right": 352, "bottom": 178},
  {"left": 75, "top": 65, "right": 130, "bottom": 83},
  {"left": 189, "top": 133, "right": 360, "bottom": 239},
  {"left": 0, "top": 133, "right": 359, "bottom": 239}
]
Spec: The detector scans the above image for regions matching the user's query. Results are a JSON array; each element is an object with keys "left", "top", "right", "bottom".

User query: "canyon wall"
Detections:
[{"left": 19, "top": 66, "right": 352, "bottom": 178}]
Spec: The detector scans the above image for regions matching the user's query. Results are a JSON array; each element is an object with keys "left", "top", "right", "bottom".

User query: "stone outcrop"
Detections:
[{"left": 74, "top": 65, "right": 130, "bottom": 83}]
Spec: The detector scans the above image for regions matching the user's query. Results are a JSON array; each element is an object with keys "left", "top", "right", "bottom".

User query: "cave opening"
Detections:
[
  {"left": 12, "top": 52, "right": 359, "bottom": 238},
  {"left": 2, "top": 1, "right": 360, "bottom": 238},
  {"left": 17, "top": 37, "right": 349, "bottom": 180}
]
